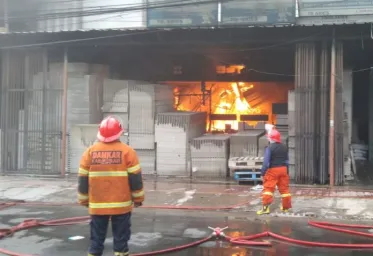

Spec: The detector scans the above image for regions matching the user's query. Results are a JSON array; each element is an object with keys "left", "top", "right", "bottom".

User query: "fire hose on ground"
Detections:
[{"left": 2, "top": 202, "right": 373, "bottom": 256}]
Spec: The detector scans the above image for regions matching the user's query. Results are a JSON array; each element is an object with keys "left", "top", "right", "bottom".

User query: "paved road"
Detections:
[{"left": 0, "top": 205, "right": 372, "bottom": 256}]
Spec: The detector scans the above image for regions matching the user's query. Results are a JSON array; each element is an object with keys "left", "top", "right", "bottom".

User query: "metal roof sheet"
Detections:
[
  {"left": 0, "top": 28, "right": 152, "bottom": 35},
  {"left": 0, "top": 21, "right": 369, "bottom": 36}
]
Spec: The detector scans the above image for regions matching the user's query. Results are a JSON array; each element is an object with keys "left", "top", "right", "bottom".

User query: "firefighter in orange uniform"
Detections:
[
  {"left": 78, "top": 116, "right": 145, "bottom": 256},
  {"left": 257, "top": 129, "right": 291, "bottom": 215}
]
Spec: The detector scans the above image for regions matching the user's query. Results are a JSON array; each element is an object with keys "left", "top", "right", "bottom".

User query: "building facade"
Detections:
[{"left": 0, "top": 0, "right": 372, "bottom": 185}]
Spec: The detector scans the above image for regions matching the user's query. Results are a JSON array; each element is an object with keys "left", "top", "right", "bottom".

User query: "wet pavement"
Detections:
[
  {"left": 1, "top": 176, "right": 373, "bottom": 255},
  {"left": 0, "top": 205, "right": 373, "bottom": 255},
  {"left": 2, "top": 176, "right": 373, "bottom": 220}
]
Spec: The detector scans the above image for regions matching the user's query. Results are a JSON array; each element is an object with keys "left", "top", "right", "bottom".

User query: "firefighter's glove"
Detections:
[{"left": 134, "top": 202, "right": 143, "bottom": 208}]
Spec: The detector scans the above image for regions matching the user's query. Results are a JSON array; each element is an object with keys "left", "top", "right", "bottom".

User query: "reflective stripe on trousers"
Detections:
[
  {"left": 262, "top": 191, "right": 273, "bottom": 197},
  {"left": 262, "top": 166, "right": 292, "bottom": 209}
]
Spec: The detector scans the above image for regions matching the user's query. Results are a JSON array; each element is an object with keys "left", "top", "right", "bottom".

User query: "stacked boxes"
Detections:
[
  {"left": 64, "top": 64, "right": 108, "bottom": 173},
  {"left": 102, "top": 81, "right": 174, "bottom": 174},
  {"left": 67, "top": 123, "right": 140, "bottom": 175},
  {"left": 136, "top": 150, "right": 156, "bottom": 175},
  {"left": 128, "top": 83, "right": 174, "bottom": 150},
  {"left": 50, "top": 63, "right": 109, "bottom": 130},
  {"left": 102, "top": 79, "right": 129, "bottom": 144},
  {"left": 67, "top": 75, "right": 103, "bottom": 130},
  {"left": 258, "top": 135, "right": 268, "bottom": 157},
  {"left": 229, "top": 130, "right": 265, "bottom": 158},
  {"left": 276, "top": 114, "right": 289, "bottom": 136},
  {"left": 68, "top": 124, "right": 98, "bottom": 174},
  {"left": 128, "top": 82, "right": 174, "bottom": 174},
  {"left": 155, "top": 112, "right": 207, "bottom": 176},
  {"left": 190, "top": 135, "right": 230, "bottom": 178},
  {"left": 128, "top": 83, "right": 155, "bottom": 148}
]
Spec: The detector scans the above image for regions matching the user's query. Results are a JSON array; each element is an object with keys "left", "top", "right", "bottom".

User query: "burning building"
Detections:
[
  {"left": 6, "top": 27, "right": 346, "bottom": 184},
  {"left": 169, "top": 78, "right": 293, "bottom": 133}
]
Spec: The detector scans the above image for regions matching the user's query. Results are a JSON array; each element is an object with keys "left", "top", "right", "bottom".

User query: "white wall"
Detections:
[
  {"left": 343, "top": 69, "right": 353, "bottom": 178},
  {"left": 82, "top": 0, "right": 146, "bottom": 30},
  {"left": 37, "top": 0, "right": 146, "bottom": 32},
  {"left": 343, "top": 69, "right": 353, "bottom": 144}
]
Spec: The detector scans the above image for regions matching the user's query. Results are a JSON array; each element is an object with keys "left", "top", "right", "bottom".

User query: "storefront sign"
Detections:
[
  {"left": 221, "top": 0, "right": 295, "bottom": 26},
  {"left": 297, "top": 14, "right": 373, "bottom": 25},
  {"left": 299, "top": 0, "right": 373, "bottom": 17},
  {"left": 147, "top": 0, "right": 218, "bottom": 28}
]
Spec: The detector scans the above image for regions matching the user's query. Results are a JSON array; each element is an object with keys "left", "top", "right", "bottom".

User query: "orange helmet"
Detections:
[
  {"left": 97, "top": 116, "right": 123, "bottom": 143},
  {"left": 267, "top": 129, "right": 281, "bottom": 143}
]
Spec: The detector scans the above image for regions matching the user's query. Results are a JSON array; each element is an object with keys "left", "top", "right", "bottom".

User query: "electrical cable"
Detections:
[
  {"left": 0, "top": 29, "right": 162, "bottom": 49},
  {"left": 216, "top": 31, "right": 326, "bottom": 52},
  {"left": 4, "top": 29, "right": 369, "bottom": 80},
  {"left": 8, "top": 1, "right": 173, "bottom": 20},
  {"left": 5, "top": 0, "right": 218, "bottom": 34},
  {"left": 251, "top": 67, "right": 373, "bottom": 76},
  {"left": 6, "top": 0, "right": 343, "bottom": 23},
  {"left": 0, "top": 31, "right": 370, "bottom": 86},
  {"left": 1, "top": 0, "right": 227, "bottom": 48},
  {"left": 40, "top": 0, "right": 210, "bottom": 28},
  {"left": 203, "top": 54, "right": 373, "bottom": 78},
  {"left": 30, "top": 1, "right": 191, "bottom": 31},
  {"left": 5, "top": 1, "right": 185, "bottom": 33},
  {"left": 2, "top": 1, "right": 366, "bottom": 59},
  {"left": 0, "top": 29, "right": 326, "bottom": 52},
  {"left": 6, "top": 0, "right": 220, "bottom": 22},
  {"left": 35, "top": 12, "right": 144, "bottom": 32}
]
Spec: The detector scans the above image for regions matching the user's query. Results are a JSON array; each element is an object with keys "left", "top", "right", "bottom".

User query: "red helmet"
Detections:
[
  {"left": 97, "top": 116, "right": 123, "bottom": 143},
  {"left": 267, "top": 129, "right": 281, "bottom": 143}
]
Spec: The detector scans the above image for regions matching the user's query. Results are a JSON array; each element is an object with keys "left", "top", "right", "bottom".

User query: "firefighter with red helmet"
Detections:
[
  {"left": 78, "top": 116, "right": 144, "bottom": 256},
  {"left": 257, "top": 128, "right": 291, "bottom": 215}
]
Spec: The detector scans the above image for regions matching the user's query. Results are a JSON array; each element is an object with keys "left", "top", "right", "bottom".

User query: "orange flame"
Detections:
[
  {"left": 173, "top": 82, "right": 262, "bottom": 132},
  {"left": 212, "top": 82, "right": 261, "bottom": 131}
]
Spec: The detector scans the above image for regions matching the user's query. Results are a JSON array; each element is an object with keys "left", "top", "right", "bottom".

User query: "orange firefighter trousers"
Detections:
[{"left": 262, "top": 166, "right": 292, "bottom": 209}]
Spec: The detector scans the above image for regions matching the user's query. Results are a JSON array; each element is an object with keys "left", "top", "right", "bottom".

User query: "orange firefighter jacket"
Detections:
[{"left": 77, "top": 141, "right": 145, "bottom": 215}]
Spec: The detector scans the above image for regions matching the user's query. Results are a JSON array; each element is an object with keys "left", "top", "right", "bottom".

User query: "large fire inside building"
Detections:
[
  {"left": 3, "top": 25, "right": 372, "bottom": 186},
  {"left": 171, "top": 79, "right": 292, "bottom": 132},
  {"left": 0, "top": 26, "right": 299, "bottom": 183}
]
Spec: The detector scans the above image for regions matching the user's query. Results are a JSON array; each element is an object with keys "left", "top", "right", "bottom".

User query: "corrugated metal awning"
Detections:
[
  {"left": 0, "top": 27, "right": 153, "bottom": 35},
  {"left": 0, "top": 24, "right": 370, "bottom": 50}
]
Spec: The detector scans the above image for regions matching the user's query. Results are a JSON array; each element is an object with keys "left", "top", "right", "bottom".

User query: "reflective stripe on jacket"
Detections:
[{"left": 78, "top": 141, "right": 145, "bottom": 215}]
